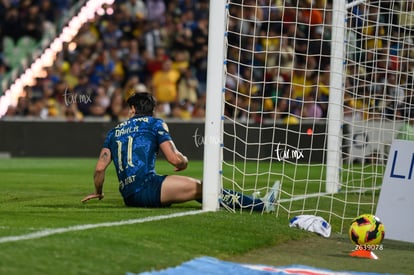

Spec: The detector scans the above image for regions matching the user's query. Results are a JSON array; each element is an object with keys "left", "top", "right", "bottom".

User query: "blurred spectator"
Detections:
[
  {"left": 28, "top": 97, "right": 48, "bottom": 118},
  {"left": 74, "top": 22, "right": 100, "bottom": 48},
  {"left": 361, "top": 5, "right": 386, "bottom": 73},
  {"left": 123, "top": 0, "right": 147, "bottom": 19},
  {"left": 90, "top": 85, "right": 111, "bottom": 116},
  {"left": 280, "top": 1, "right": 300, "bottom": 38},
  {"left": 2, "top": 0, "right": 413, "bottom": 124},
  {"left": 89, "top": 50, "right": 115, "bottom": 86},
  {"left": 171, "top": 19, "right": 194, "bottom": 54},
  {"left": 107, "top": 88, "right": 128, "bottom": 121},
  {"left": 0, "top": 61, "right": 7, "bottom": 84},
  {"left": 20, "top": 4, "right": 44, "bottom": 40},
  {"left": 100, "top": 20, "right": 123, "bottom": 50},
  {"left": 296, "top": 0, "right": 324, "bottom": 39},
  {"left": 192, "top": 95, "right": 206, "bottom": 119},
  {"left": 177, "top": 68, "right": 199, "bottom": 104},
  {"left": 122, "top": 39, "right": 147, "bottom": 82},
  {"left": 39, "top": 0, "right": 56, "bottom": 23},
  {"left": 10, "top": 96, "right": 30, "bottom": 116},
  {"left": 73, "top": 73, "right": 95, "bottom": 116},
  {"left": 3, "top": 6, "right": 21, "bottom": 43},
  {"left": 145, "top": 46, "right": 169, "bottom": 75},
  {"left": 189, "top": 8, "right": 208, "bottom": 97},
  {"left": 259, "top": 9, "right": 282, "bottom": 68},
  {"left": 172, "top": 99, "right": 192, "bottom": 120},
  {"left": 146, "top": 0, "right": 166, "bottom": 23},
  {"left": 151, "top": 58, "right": 181, "bottom": 115},
  {"left": 64, "top": 103, "right": 83, "bottom": 121},
  {"left": 289, "top": 58, "right": 314, "bottom": 100},
  {"left": 62, "top": 61, "right": 81, "bottom": 90},
  {"left": 143, "top": 20, "right": 165, "bottom": 59},
  {"left": 52, "top": 80, "right": 70, "bottom": 108},
  {"left": 399, "top": 0, "right": 414, "bottom": 27},
  {"left": 301, "top": 92, "right": 324, "bottom": 119},
  {"left": 191, "top": 13, "right": 208, "bottom": 52}
]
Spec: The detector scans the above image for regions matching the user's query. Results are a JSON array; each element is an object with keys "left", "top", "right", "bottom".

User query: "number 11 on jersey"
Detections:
[{"left": 116, "top": 135, "right": 135, "bottom": 172}]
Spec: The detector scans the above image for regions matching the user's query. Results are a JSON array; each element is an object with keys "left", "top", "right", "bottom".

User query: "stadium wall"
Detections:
[{"left": 0, "top": 121, "right": 326, "bottom": 161}]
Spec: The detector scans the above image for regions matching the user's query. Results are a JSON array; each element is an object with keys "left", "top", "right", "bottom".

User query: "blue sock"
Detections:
[{"left": 220, "top": 189, "right": 264, "bottom": 211}]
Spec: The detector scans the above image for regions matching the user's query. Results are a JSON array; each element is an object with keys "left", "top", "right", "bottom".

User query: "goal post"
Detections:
[
  {"left": 202, "top": 0, "right": 227, "bottom": 211},
  {"left": 203, "top": 0, "right": 414, "bottom": 232},
  {"left": 326, "top": 0, "right": 346, "bottom": 194}
]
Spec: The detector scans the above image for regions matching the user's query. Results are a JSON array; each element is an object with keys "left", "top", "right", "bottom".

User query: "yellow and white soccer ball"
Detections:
[{"left": 349, "top": 214, "right": 385, "bottom": 246}]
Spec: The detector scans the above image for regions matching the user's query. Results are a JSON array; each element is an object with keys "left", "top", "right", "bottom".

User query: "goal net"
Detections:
[{"left": 203, "top": 0, "right": 414, "bottom": 232}]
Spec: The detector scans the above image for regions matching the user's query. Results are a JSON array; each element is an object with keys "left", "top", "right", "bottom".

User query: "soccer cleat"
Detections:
[
  {"left": 262, "top": 180, "right": 280, "bottom": 213},
  {"left": 218, "top": 190, "right": 240, "bottom": 213}
]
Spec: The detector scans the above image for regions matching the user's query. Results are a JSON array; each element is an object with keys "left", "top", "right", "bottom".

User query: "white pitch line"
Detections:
[{"left": 0, "top": 209, "right": 206, "bottom": 244}]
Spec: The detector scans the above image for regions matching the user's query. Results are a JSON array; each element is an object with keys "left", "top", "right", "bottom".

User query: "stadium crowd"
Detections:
[
  {"left": 2, "top": 0, "right": 209, "bottom": 121},
  {"left": 1, "top": 0, "right": 413, "bottom": 122}
]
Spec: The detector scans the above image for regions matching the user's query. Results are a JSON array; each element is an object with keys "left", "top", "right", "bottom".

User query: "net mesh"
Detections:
[{"left": 219, "top": 0, "right": 414, "bottom": 231}]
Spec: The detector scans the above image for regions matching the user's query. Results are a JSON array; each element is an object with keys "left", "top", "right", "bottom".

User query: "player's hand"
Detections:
[
  {"left": 174, "top": 162, "right": 187, "bottom": 171},
  {"left": 81, "top": 193, "right": 104, "bottom": 203},
  {"left": 174, "top": 166, "right": 186, "bottom": 172},
  {"left": 174, "top": 156, "right": 188, "bottom": 171}
]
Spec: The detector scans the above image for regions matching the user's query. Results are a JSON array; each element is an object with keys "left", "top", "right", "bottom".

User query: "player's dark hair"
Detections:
[{"left": 127, "top": 92, "right": 156, "bottom": 116}]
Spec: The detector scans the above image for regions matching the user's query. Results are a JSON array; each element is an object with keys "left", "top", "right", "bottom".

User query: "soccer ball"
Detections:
[{"left": 349, "top": 214, "right": 385, "bottom": 246}]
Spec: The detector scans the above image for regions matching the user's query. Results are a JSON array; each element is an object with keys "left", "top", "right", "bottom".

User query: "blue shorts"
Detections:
[{"left": 123, "top": 174, "right": 168, "bottom": 208}]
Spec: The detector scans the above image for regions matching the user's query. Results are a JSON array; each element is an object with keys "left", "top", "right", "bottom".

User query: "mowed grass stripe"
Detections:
[{"left": 0, "top": 210, "right": 205, "bottom": 244}]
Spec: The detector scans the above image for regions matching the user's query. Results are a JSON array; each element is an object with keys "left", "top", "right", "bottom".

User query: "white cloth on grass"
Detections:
[{"left": 289, "top": 215, "right": 331, "bottom": 238}]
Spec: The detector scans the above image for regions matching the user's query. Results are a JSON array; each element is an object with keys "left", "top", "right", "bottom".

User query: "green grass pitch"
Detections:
[{"left": 0, "top": 158, "right": 413, "bottom": 275}]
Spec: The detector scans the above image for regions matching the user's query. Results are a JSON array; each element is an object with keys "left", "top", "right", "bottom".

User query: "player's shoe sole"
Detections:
[{"left": 263, "top": 180, "right": 280, "bottom": 213}]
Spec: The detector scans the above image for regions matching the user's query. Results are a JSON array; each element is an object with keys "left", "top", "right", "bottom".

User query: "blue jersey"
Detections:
[{"left": 103, "top": 116, "right": 172, "bottom": 197}]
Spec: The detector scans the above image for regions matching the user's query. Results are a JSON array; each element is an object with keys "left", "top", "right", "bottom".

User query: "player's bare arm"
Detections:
[
  {"left": 160, "top": 140, "right": 188, "bottom": 171},
  {"left": 81, "top": 148, "right": 112, "bottom": 202}
]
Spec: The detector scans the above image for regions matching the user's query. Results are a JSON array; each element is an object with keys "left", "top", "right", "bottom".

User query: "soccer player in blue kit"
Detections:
[{"left": 82, "top": 92, "right": 277, "bottom": 212}]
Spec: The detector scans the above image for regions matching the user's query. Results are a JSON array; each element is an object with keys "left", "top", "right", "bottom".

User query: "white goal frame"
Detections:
[
  {"left": 202, "top": 0, "right": 350, "bottom": 210},
  {"left": 202, "top": 0, "right": 400, "bottom": 213},
  {"left": 202, "top": 0, "right": 227, "bottom": 211}
]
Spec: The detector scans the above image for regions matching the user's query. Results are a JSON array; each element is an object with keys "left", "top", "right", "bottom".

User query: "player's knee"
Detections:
[{"left": 194, "top": 183, "right": 202, "bottom": 199}]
